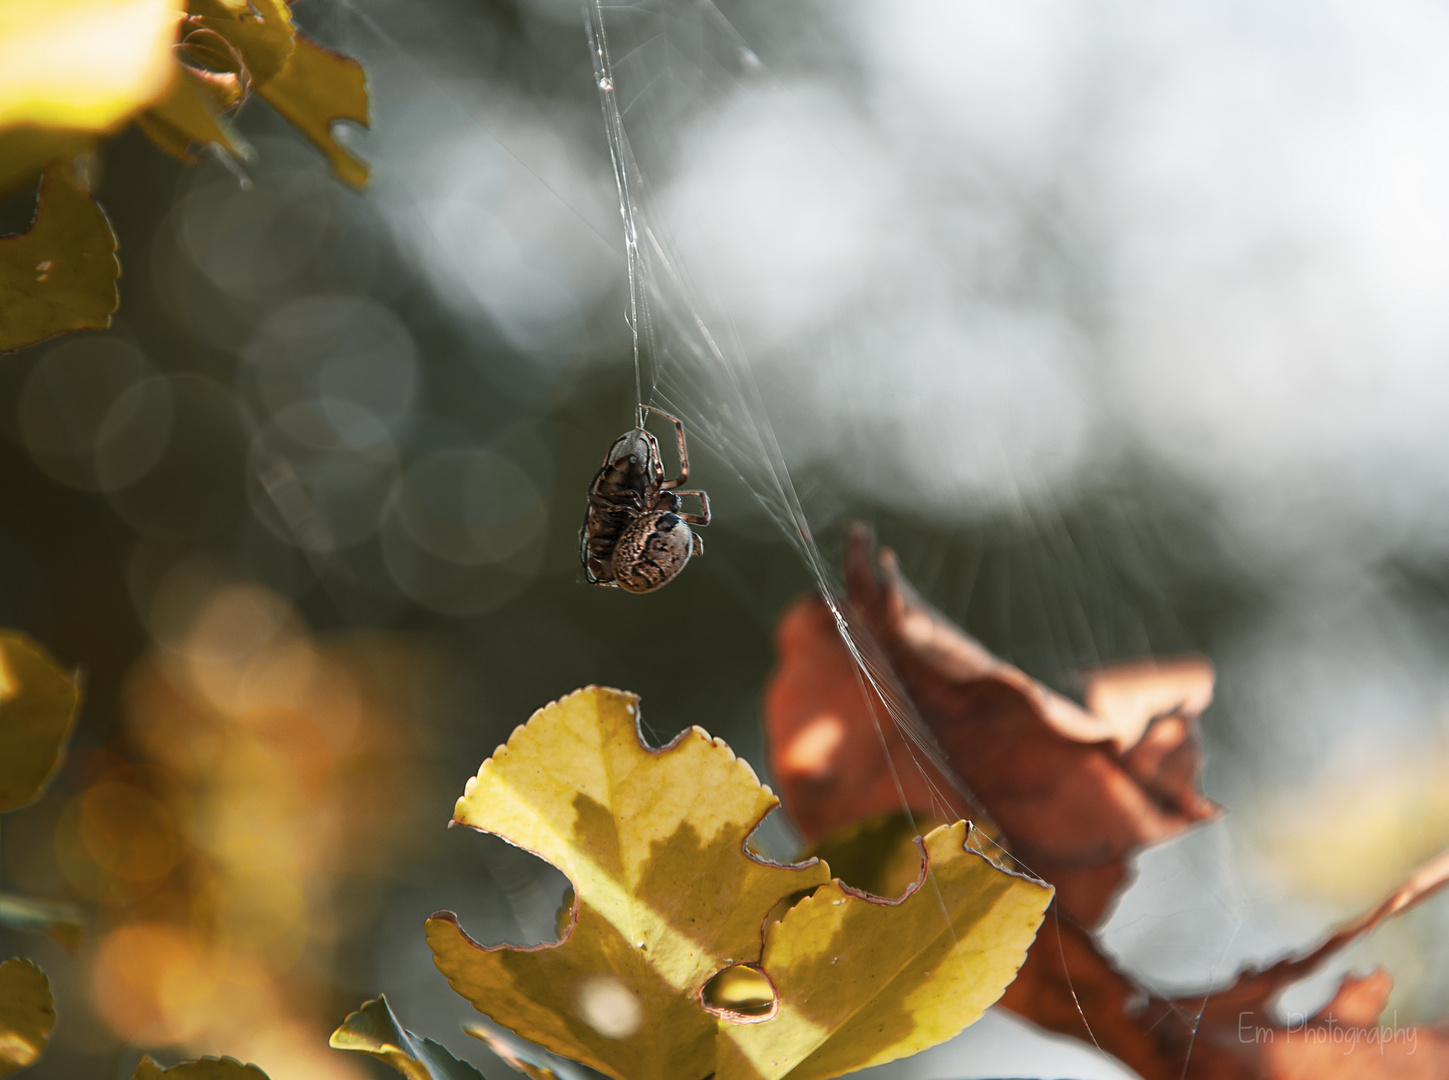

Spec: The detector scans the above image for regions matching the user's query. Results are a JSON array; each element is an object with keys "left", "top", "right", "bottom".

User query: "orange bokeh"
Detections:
[{"left": 66, "top": 578, "right": 434, "bottom": 1079}]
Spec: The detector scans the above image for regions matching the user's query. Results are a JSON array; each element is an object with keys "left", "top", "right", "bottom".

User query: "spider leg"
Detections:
[
  {"left": 643, "top": 405, "right": 691, "bottom": 490},
  {"left": 691, "top": 533, "right": 705, "bottom": 556},
  {"left": 672, "top": 489, "right": 710, "bottom": 526}
]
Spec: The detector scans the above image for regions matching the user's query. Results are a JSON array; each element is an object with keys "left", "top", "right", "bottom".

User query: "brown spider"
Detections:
[{"left": 580, "top": 406, "right": 710, "bottom": 593}]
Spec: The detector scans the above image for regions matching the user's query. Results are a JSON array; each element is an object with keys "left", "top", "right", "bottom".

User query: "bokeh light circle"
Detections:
[{"left": 19, "top": 338, "right": 156, "bottom": 491}]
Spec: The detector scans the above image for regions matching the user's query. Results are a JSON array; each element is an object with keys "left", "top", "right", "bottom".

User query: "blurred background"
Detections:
[{"left": 5, "top": 1, "right": 1449, "bottom": 1077}]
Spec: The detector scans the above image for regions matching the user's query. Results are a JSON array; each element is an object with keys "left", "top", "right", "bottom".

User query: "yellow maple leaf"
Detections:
[
  {"left": 0, "top": 959, "right": 54, "bottom": 1078},
  {"left": 187, "top": 0, "right": 295, "bottom": 86},
  {"left": 0, "top": 631, "right": 83, "bottom": 813},
  {"left": 0, "top": 0, "right": 183, "bottom": 194},
  {"left": 0, "top": 163, "right": 118, "bottom": 352},
  {"left": 426, "top": 687, "right": 1051, "bottom": 1080},
  {"left": 186, "top": 0, "right": 368, "bottom": 186},
  {"left": 257, "top": 35, "right": 370, "bottom": 188}
]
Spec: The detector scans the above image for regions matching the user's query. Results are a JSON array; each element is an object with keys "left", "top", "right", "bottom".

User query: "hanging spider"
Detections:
[{"left": 580, "top": 406, "right": 710, "bottom": 593}]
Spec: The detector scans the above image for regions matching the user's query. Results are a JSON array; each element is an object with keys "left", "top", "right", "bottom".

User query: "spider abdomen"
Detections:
[
  {"left": 612, "top": 511, "right": 694, "bottom": 593},
  {"left": 580, "top": 407, "right": 708, "bottom": 590}
]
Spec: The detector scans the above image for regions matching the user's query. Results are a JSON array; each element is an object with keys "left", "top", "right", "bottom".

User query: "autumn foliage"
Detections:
[
  {"left": 764, "top": 524, "right": 1449, "bottom": 1079},
  {"left": 0, "top": 0, "right": 369, "bottom": 352}
]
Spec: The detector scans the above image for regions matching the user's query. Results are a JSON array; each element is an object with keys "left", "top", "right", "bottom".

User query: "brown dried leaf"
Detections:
[
  {"left": 810, "top": 810, "right": 1449, "bottom": 1078},
  {"left": 764, "top": 523, "right": 1218, "bottom": 926},
  {"left": 1003, "top": 848, "right": 1449, "bottom": 1078}
]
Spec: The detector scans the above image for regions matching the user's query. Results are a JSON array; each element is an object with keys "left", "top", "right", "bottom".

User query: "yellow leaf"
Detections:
[
  {"left": 0, "top": 128, "right": 95, "bottom": 204},
  {"left": 0, "top": 0, "right": 182, "bottom": 195},
  {"left": 0, "top": 958, "right": 54, "bottom": 1077},
  {"left": 425, "top": 686, "right": 1051, "bottom": 1080},
  {"left": 427, "top": 686, "right": 831, "bottom": 1080},
  {"left": 0, "top": 631, "right": 82, "bottom": 812},
  {"left": 0, "top": 0, "right": 181, "bottom": 131},
  {"left": 257, "top": 34, "right": 369, "bottom": 188},
  {"left": 131, "top": 1055, "right": 270, "bottom": 1080},
  {"left": 805, "top": 813, "right": 950, "bottom": 901},
  {"left": 135, "top": 63, "right": 242, "bottom": 161},
  {"left": 720, "top": 822, "right": 1052, "bottom": 1080},
  {"left": 0, "top": 164, "right": 120, "bottom": 352},
  {"left": 330, "top": 995, "right": 486, "bottom": 1080},
  {"left": 187, "top": 0, "right": 295, "bottom": 88}
]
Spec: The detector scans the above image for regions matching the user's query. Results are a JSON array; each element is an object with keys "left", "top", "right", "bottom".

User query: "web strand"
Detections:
[{"left": 316, "top": 0, "right": 1259, "bottom": 1070}]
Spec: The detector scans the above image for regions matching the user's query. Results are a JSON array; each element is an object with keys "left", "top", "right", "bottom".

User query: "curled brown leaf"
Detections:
[
  {"left": 767, "top": 524, "right": 1449, "bottom": 1078},
  {"left": 765, "top": 523, "right": 1217, "bottom": 926},
  {"left": 1004, "top": 848, "right": 1449, "bottom": 1079}
]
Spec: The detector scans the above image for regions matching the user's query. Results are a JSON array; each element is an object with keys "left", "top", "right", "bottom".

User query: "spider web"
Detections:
[
  {"left": 305, "top": 0, "right": 1264, "bottom": 1075},
  {"left": 579, "top": 6, "right": 1252, "bottom": 1077}
]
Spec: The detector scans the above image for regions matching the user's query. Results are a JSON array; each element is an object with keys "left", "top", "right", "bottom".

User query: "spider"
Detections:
[{"left": 580, "top": 406, "right": 710, "bottom": 593}]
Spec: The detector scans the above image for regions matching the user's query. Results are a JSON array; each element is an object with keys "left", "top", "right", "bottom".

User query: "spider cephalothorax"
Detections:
[{"left": 580, "top": 406, "right": 710, "bottom": 593}]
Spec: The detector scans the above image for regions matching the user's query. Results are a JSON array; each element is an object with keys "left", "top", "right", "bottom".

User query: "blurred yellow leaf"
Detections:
[
  {"left": 0, "top": 958, "right": 54, "bottom": 1077},
  {"left": 187, "top": 0, "right": 294, "bottom": 87},
  {"left": 0, "top": 129, "right": 95, "bottom": 204},
  {"left": 257, "top": 35, "right": 369, "bottom": 188},
  {"left": 0, "top": 892, "right": 85, "bottom": 950},
  {"left": 1256, "top": 747, "right": 1449, "bottom": 907},
  {"left": 0, "top": 631, "right": 82, "bottom": 812},
  {"left": 426, "top": 686, "right": 1051, "bottom": 1080},
  {"left": 131, "top": 1055, "right": 270, "bottom": 1080},
  {"left": 187, "top": 0, "right": 367, "bottom": 186},
  {"left": 0, "top": 164, "right": 120, "bottom": 352},
  {"left": 0, "top": 0, "right": 182, "bottom": 193},
  {"left": 135, "top": 63, "right": 243, "bottom": 162},
  {"left": 0, "top": 0, "right": 181, "bottom": 128},
  {"left": 331, "top": 995, "right": 487, "bottom": 1080}
]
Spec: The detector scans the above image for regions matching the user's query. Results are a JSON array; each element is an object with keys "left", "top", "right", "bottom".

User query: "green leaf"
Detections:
[
  {"left": 425, "top": 687, "right": 1051, "bottom": 1080},
  {"left": 0, "top": 959, "right": 54, "bottom": 1077},
  {"left": 330, "top": 996, "right": 486, "bottom": 1080},
  {"left": 131, "top": 1056, "right": 270, "bottom": 1080},
  {"left": 0, "top": 631, "right": 82, "bottom": 812},
  {"left": 0, "top": 892, "right": 85, "bottom": 950}
]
